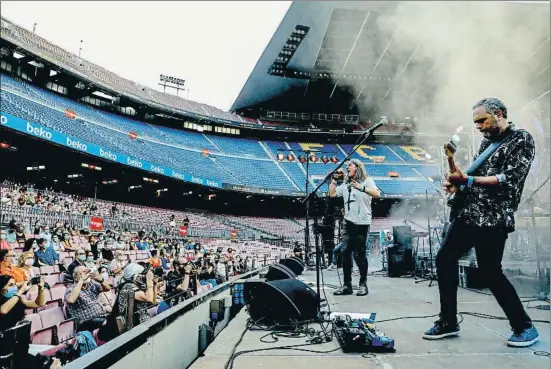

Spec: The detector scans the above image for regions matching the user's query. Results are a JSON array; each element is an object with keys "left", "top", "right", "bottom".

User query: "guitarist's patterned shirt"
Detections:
[{"left": 458, "top": 124, "right": 535, "bottom": 232}]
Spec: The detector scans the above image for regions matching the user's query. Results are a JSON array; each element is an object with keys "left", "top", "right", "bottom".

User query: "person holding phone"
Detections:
[{"left": 0, "top": 275, "right": 46, "bottom": 331}]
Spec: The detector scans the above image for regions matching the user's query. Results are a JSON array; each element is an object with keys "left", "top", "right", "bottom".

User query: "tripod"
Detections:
[
  {"left": 519, "top": 174, "right": 550, "bottom": 301},
  {"left": 415, "top": 190, "right": 438, "bottom": 286}
]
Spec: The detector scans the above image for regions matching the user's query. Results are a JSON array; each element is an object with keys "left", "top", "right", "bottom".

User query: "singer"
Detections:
[{"left": 329, "top": 159, "right": 380, "bottom": 296}]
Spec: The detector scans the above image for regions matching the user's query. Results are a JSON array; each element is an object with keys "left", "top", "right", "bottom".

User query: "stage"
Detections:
[{"left": 190, "top": 268, "right": 550, "bottom": 369}]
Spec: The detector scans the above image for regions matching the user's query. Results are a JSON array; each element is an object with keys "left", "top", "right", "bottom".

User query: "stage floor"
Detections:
[{"left": 190, "top": 268, "right": 550, "bottom": 369}]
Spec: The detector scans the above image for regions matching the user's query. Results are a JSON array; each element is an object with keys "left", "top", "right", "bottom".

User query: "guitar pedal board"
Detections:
[{"left": 332, "top": 314, "right": 395, "bottom": 353}]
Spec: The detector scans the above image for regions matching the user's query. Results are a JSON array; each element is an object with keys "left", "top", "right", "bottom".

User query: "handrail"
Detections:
[{"left": 62, "top": 267, "right": 268, "bottom": 369}]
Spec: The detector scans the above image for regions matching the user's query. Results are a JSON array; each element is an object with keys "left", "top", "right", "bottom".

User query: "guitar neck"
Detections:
[{"left": 447, "top": 157, "right": 457, "bottom": 173}]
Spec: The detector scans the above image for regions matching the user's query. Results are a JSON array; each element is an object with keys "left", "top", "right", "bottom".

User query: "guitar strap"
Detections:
[{"left": 464, "top": 126, "right": 519, "bottom": 176}]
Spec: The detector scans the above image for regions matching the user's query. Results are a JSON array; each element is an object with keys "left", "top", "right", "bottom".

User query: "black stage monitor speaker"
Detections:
[
  {"left": 266, "top": 264, "right": 296, "bottom": 281},
  {"left": 387, "top": 247, "right": 413, "bottom": 277},
  {"left": 244, "top": 279, "right": 319, "bottom": 325},
  {"left": 289, "top": 256, "right": 305, "bottom": 268},
  {"left": 393, "top": 225, "right": 412, "bottom": 250},
  {"left": 279, "top": 258, "right": 304, "bottom": 276}
]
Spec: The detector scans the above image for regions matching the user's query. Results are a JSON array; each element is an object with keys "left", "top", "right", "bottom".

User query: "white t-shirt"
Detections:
[{"left": 335, "top": 177, "right": 378, "bottom": 225}]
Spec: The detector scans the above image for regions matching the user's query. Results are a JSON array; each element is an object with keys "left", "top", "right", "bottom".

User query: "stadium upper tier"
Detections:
[
  {"left": 1, "top": 74, "right": 440, "bottom": 196},
  {"left": 0, "top": 16, "right": 249, "bottom": 125}
]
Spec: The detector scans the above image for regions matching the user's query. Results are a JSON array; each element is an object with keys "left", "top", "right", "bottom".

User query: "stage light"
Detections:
[
  {"left": 287, "top": 154, "right": 295, "bottom": 162},
  {"left": 143, "top": 177, "right": 159, "bottom": 184},
  {"left": 299, "top": 155, "right": 307, "bottom": 164},
  {"left": 321, "top": 156, "right": 329, "bottom": 164},
  {"left": 277, "top": 153, "right": 285, "bottom": 161}
]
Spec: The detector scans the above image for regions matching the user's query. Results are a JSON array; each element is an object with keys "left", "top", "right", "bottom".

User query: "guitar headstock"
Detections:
[
  {"left": 444, "top": 134, "right": 460, "bottom": 158},
  {"left": 444, "top": 141, "right": 457, "bottom": 158}
]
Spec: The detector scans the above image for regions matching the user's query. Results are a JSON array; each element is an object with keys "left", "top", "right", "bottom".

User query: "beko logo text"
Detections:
[
  {"left": 206, "top": 180, "right": 219, "bottom": 187},
  {"left": 191, "top": 177, "right": 204, "bottom": 185},
  {"left": 127, "top": 158, "right": 143, "bottom": 168},
  {"left": 100, "top": 148, "right": 117, "bottom": 161},
  {"left": 151, "top": 165, "right": 165, "bottom": 174},
  {"left": 171, "top": 171, "right": 185, "bottom": 180},
  {"left": 26, "top": 122, "right": 52, "bottom": 140},
  {"left": 0, "top": 115, "right": 7, "bottom": 125},
  {"left": 66, "top": 137, "right": 87, "bottom": 151}
]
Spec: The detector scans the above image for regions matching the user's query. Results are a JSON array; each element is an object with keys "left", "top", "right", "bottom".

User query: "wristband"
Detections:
[
  {"left": 467, "top": 176, "right": 474, "bottom": 188},
  {"left": 362, "top": 186, "right": 366, "bottom": 193}
]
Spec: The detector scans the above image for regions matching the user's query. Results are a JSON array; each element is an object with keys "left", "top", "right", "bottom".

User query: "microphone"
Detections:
[{"left": 360, "top": 118, "right": 388, "bottom": 136}]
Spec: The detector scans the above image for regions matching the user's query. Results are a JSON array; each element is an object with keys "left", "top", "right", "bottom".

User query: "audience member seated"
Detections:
[
  {"left": 64, "top": 266, "right": 111, "bottom": 331},
  {"left": 110, "top": 250, "right": 126, "bottom": 286},
  {"left": 35, "top": 238, "right": 59, "bottom": 266},
  {"left": 0, "top": 230, "right": 9, "bottom": 250},
  {"left": 0, "top": 249, "right": 27, "bottom": 287},
  {"left": 117, "top": 264, "right": 157, "bottom": 327},
  {"left": 50, "top": 234, "right": 64, "bottom": 252},
  {"left": 61, "top": 232, "right": 76, "bottom": 251},
  {"left": 165, "top": 260, "right": 194, "bottom": 307},
  {"left": 67, "top": 248, "right": 86, "bottom": 276},
  {"left": 84, "top": 251, "right": 98, "bottom": 272},
  {"left": 39, "top": 226, "right": 52, "bottom": 242},
  {"left": 97, "top": 266, "right": 115, "bottom": 314},
  {"left": 0, "top": 275, "right": 46, "bottom": 332},
  {"left": 17, "top": 251, "right": 36, "bottom": 281},
  {"left": 147, "top": 249, "right": 162, "bottom": 268}
]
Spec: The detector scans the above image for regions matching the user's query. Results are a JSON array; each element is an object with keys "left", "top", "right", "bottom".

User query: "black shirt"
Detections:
[
  {"left": 0, "top": 295, "right": 25, "bottom": 332},
  {"left": 457, "top": 125, "right": 535, "bottom": 232}
]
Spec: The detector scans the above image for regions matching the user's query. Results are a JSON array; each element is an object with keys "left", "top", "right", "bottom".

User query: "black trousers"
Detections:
[
  {"left": 436, "top": 220, "right": 532, "bottom": 331},
  {"left": 342, "top": 220, "right": 369, "bottom": 287}
]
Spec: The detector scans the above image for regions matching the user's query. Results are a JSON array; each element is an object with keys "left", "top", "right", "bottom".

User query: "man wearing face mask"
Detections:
[
  {"left": 329, "top": 159, "right": 380, "bottom": 297},
  {"left": 64, "top": 266, "right": 111, "bottom": 330},
  {"left": 423, "top": 98, "right": 538, "bottom": 348},
  {"left": 35, "top": 238, "right": 59, "bottom": 266},
  {"left": 39, "top": 226, "right": 52, "bottom": 242}
]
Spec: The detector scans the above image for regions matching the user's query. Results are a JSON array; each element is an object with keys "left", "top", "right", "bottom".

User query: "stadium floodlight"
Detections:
[
  {"left": 26, "top": 165, "right": 45, "bottom": 171},
  {"left": 67, "top": 174, "right": 82, "bottom": 178},
  {"left": 81, "top": 163, "right": 102, "bottom": 171},
  {"left": 101, "top": 179, "right": 118, "bottom": 185},
  {"left": 143, "top": 177, "right": 159, "bottom": 184},
  {"left": 128, "top": 185, "right": 142, "bottom": 191}
]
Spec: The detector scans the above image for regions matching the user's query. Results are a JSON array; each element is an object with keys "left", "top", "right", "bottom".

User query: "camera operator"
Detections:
[
  {"left": 0, "top": 275, "right": 46, "bottom": 332},
  {"left": 329, "top": 159, "right": 380, "bottom": 296}
]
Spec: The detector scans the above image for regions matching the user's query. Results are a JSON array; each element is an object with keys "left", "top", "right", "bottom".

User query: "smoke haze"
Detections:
[
  {"left": 324, "top": 1, "right": 550, "bottom": 135},
  {"left": 321, "top": 1, "right": 549, "bottom": 220}
]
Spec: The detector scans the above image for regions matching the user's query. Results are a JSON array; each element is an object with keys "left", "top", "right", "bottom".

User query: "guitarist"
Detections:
[{"left": 422, "top": 97, "right": 539, "bottom": 348}]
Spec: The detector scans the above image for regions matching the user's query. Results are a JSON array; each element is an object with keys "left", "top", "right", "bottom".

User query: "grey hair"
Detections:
[
  {"left": 472, "top": 97, "right": 508, "bottom": 118},
  {"left": 348, "top": 159, "right": 368, "bottom": 183}
]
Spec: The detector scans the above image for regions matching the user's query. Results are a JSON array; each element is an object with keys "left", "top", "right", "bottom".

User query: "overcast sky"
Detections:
[{"left": 1, "top": 1, "right": 291, "bottom": 111}]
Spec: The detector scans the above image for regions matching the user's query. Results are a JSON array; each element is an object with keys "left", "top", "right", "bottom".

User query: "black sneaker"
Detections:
[
  {"left": 356, "top": 284, "right": 368, "bottom": 296},
  {"left": 334, "top": 285, "right": 353, "bottom": 296},
  {"left": 422, "top": 319, "right": 460, "bottom": 340}
]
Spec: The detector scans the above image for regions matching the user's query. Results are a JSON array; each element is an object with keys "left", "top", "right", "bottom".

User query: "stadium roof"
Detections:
[{"left": 231, "top": 1, "right": 550, "bottom": 122}]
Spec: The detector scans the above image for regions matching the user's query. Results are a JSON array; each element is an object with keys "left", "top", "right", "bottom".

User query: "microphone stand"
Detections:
[
  {"left": 519, "top": 174, "right": 550, "bottom": 300},
  {"left": 301, "top": 121, "right": 387, "bottom": 316}
]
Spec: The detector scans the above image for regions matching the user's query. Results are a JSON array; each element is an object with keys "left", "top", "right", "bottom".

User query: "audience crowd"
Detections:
[{"left": 0, "top": 213, "right": 285, "bottom": 368}]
